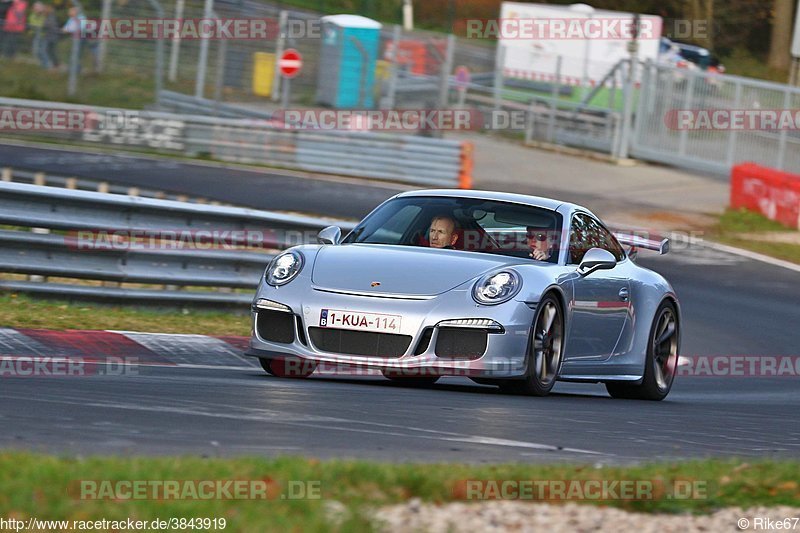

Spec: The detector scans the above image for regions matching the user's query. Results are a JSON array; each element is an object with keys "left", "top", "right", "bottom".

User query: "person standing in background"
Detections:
[
  {"left": 27, "top": 0, "right": 43, "bottom": 57},
  {"left": 37, "top": 2, "right": 57, "bottom": 68},
  {"left": 1, "top": 0, "right": 28, "bottom": 59}
]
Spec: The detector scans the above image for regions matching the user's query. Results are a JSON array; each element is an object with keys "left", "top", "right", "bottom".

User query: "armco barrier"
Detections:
[
  {"left": 0, "top": 181, "right": 357, "bottom": 306},
  {"left": 0, "top": 96, "right": 470, "bottom": 188},
  {"left": 731, "top": 163, "right": 800, "bottom": 229}
]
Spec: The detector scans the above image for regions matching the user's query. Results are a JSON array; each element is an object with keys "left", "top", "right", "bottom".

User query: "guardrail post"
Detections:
[
  {"left": 1, "top": 168, "right": 11, "bottom": 181},
  {"left": 34, "top": 172, "right": 46, "bottom": 186},
  {"left": 458, "top": 141, "right": 473, "bottom": 189},
  {"left": 65, "top": 177, "right": 77, "bottom": 189},
  {"left": 97, "top": 182, "right": 109, "bottom": 193}
]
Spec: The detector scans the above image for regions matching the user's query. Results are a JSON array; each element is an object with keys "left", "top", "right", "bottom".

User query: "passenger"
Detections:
[
  {"left": 428, "top": 215, "right": 459, "bottom": 249},
  {"left": 526, "top": 226, "right": 554, "bottom": 261}
]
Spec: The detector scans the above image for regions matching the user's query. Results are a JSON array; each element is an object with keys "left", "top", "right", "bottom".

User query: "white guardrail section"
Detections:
[
  {"left": 0, "top": 96, "right": 469, "bottom": 187},
  {"left": 0, "top": 181, "right": 356, "bottom": 306}
]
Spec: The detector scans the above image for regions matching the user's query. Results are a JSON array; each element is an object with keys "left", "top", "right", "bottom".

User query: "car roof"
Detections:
[{"left": 396, "top": 189, "right": 580, "bottom": 212}]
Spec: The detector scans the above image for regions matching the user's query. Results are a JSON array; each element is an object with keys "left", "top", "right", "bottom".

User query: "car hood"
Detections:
[{"left": 311, "top": 244, "right": 518, "bottom": 296}]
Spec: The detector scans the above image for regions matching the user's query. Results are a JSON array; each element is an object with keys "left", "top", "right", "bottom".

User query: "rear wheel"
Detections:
[
  {"left": 501, "top": 293, "right": 563, "bottom": 396},
  {"left": 606, "top": 301, "right": 679, "bottom": 401},
  {"left": 259, "top": 357, "right": 317, "bottom": 378}
]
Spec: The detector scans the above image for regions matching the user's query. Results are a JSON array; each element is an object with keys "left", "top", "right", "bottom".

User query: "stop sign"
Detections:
[{"left": 279, "top": 49, "right": 303, "bottom": 79}]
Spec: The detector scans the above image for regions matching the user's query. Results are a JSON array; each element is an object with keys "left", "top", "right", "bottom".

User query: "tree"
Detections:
[{"left": 768, "top": 0, "right": 795, "bottom": 70}]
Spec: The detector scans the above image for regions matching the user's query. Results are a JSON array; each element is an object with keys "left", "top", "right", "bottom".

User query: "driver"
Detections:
[
  {"left": 428, "top": 215, "right": 459, "bottom": 249},
  {"left": 526, "top": 226, "right": 556, "bottom": 261}
]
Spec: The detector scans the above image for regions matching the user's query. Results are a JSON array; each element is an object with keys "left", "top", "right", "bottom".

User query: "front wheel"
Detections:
[
  {"left": 501, "top": 293, "right": 563, "bottom": 396},
  {"left": 606, "top": 301, "right": 679, "bottom": 401}
]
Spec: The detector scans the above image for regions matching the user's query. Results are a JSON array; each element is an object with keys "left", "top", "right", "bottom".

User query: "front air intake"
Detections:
[
  {"left": 256, "top": 309, "right": 295, "bottom": 344},
  {"left": 435, "top": 328, "right": 488, "bottom": 359}
]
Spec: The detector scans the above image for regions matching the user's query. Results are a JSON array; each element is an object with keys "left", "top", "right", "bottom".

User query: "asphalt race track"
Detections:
[
  {"left": 1, "top": 143, "right": 799, "bottom": 464},
  {"left": 0, "top": 142, "right": 403, "bottom": 219}
]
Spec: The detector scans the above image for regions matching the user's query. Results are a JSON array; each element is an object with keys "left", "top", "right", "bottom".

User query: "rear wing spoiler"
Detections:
[{"left": 613, "top": 233, "right": 670, "bottom": 255}]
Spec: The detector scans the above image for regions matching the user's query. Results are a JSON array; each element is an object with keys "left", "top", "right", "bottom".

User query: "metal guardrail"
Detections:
[
  {"left": 157, "top": 91, "right": 276, "bottom": 120},
  {"left": 0, "top": 181, "right": 357, "bottom": 306},
  {"left": 1, "top": 167, "right": 223, "bottom": 205},
  {"left": 0, "top": 96, "right": 471, "bottom": 188}
]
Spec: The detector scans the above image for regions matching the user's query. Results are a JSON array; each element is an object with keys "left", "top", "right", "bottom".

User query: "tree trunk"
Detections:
[
  {"left": 768, "top": 0, "right": 795, "bottom": 70},
  {"left": 684, "top": 0, "right": 714, "bottom": 49}
]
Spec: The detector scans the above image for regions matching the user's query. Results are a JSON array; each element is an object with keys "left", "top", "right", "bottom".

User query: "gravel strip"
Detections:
[{"left": 374, "top": 500, "right": 800, "bottom": 532}]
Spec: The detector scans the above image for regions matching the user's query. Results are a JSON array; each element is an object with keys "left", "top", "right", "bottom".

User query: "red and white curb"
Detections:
[{"left": 0, "top": 327, "right": 256, "bottom": 372}]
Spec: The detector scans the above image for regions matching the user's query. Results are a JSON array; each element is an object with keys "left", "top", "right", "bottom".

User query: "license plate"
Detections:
[{"left": 319, "top": 309, "right": 401, "bottom": 333}]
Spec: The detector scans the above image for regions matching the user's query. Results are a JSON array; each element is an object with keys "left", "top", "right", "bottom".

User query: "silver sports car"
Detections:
[{"left": 245, "top": 190, "right": 680, "bottom": 400}]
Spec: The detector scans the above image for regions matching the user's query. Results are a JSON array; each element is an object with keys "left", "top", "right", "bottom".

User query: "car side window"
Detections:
[{"left": 568, "top": 214, "right": 625, "bottom": 264}]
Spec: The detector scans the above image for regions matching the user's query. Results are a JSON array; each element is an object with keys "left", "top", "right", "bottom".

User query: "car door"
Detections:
[{"left": 564, "top": 213, "right": 630, "bottom": 360}]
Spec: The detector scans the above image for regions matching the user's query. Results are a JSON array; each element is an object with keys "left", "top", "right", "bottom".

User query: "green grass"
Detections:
[
  {"left": 0, "top": 293, "right": 250, "bottom": 335},
  {"left": 0, "top": 60, "right": 158, "bottom": 109},
  {"left": 717, "top": 208, "right": 792, "bottom": 233},
  {"left": 711, "top": 208, "right": 800, "bottom": 264},
  {"left": 718, "top": 49, "right": 791, "bottom": 84},
  {"left": 0, "top": 454, "right": 797, "bottom": 532}
]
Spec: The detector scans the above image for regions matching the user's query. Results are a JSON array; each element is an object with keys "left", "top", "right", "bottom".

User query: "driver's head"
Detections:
[
  {"left": 429, "top": 215, "right": 458, "bottom": 249},
  {"left": 526, "top": 227, "right": 556, "bottom": 257}
]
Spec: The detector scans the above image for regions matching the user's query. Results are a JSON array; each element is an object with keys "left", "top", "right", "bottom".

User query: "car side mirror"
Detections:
[
  {"left": 578, "top": 247, "right": 617, "bottom": 276},
  {"left": 317, "top": 226, "right": 341, "bottom": 245}
]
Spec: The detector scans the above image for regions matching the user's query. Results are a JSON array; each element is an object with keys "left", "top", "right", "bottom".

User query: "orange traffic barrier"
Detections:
[
  {"left": 730, "top": 163, "right": 800, "bottom": 229},
  {"left": 459, "top": 141, "right": 474, "bottom": 190}
]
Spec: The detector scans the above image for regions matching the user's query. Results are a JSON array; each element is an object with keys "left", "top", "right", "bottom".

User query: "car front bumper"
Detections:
[{"left": 244, "top": 281, "right": 535, "bottom": 378}]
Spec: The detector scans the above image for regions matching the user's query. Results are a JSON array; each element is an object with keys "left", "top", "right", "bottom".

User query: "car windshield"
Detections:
[{"left": 342, "top": 196, "right": 563, "bottom": 262}]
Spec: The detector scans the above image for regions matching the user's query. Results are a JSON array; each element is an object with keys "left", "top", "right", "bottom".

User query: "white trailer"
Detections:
[{"left": 498, "top": 2, "right": 662, "bottom": 87}]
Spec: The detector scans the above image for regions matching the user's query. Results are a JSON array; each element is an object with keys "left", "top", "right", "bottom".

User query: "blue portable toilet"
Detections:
[{"left": 316, "top": 15, "right": 382, "bottom": 108}]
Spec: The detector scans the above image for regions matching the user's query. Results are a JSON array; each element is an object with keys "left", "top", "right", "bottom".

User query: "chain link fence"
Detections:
[{"left": 6, "top": 1, "right": 800, "bottom": 177}]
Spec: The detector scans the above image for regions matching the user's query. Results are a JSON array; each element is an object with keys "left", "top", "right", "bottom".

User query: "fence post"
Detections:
[
  {"left": 493, "top": 45, "right": 505, "bottom": 114},
  {"left": 618, "top": 59, "right": 637, "bottom": 159},
  {"left": 677, "top": 72, "right": 696, "bottom": 157},
  {"left": 67, "top": 30, "right": 80, "bottom": 97},
  {"left": 725, "top": 80, "right": 742, "bottom": 167},
  {"left": 271, "top": 10, "right": 288, "bottom": 102},
  {"left": 194, "top": 0, "right": 215, "bottom": 98},
  {"left": 524, "top": 100, "right": 535, "bottom": 143},
  {"left": 97, "top": 0, "right": 112, "bottom": 72},
  {"left": 546, "top": 55, "right": 561, "bottom": 143},
  {"left": 382, "top": 25, "right": 401, "bottom": 109},
  {"left": 776, "top": 88, "right": 791, "bottom": 170},
  {"left": 168, "top": 0, "right": 185, "bottom": 82},
  {"left": 213, "top": 37, "right": 228, "bottom": 108},
  {"left": 438, "top": 34, "right": 455, "bottom": 110},
  {"left": 147, "top": 0, "right": 166, "bottom": 105}
]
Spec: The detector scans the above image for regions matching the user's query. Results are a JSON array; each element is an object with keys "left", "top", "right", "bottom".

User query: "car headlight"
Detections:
[
  {"left": 472, "top": 270, "right": 521, "bottom": 305},
  {"left": 265, "top": 251, "right": 304, "bottom": 286}
]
